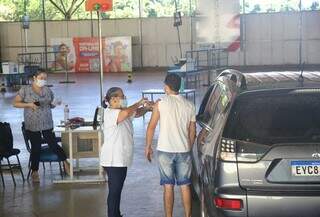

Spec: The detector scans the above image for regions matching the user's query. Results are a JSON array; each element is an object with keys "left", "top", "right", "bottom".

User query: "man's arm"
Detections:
[
  {"left": 188, "top": 121, "right": 196, "bottom": 149},
  {"left": 145, "top": 102, "right": 160, "bottom": 162}
]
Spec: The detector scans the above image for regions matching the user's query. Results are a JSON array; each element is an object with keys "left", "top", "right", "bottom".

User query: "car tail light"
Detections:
[
  {"left": 214, "top": 197, "right": 243, "bottom": 210},
  {"left": 220, "top": 138, "right": 237, "bottom": 161},
  {"left": 220, "top": 138, "right": 270, "bottom": 162}
]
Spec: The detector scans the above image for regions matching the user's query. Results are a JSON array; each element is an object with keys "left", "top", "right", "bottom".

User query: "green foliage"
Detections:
[
  {"left": 0, "top": 0, "right": 65, "bottom": 21},
  {"left": 241, "top": 0, "right": 320, "bottom": 14},
  {"left": 2, "top": 0, "right": 319, "bottom": 21},
  {"left": 47, "top": 0, "right": 86, "bottom": 20},
  {"left": 0, "top": 0, "right": 196, "bottom": 21},
  {"left": 251, "top": 4, "right": 261, "bottom": 13},
  {"left": 310, "top": 2, "right": 320, "bottom": 10}
]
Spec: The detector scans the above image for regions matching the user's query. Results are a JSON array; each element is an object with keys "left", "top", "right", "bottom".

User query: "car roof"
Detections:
[{"left": 219, "top": 70, "right": 320, "bottom": 91}]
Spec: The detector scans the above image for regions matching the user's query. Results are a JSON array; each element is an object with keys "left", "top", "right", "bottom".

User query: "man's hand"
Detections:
[{"left": 145, "top": 146, "right": 153, "bottom": 163}]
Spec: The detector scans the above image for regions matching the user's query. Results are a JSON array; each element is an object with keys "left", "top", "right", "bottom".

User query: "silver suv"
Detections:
[{"left": 192, "top": 69, "right": 320, "bottom": 217}]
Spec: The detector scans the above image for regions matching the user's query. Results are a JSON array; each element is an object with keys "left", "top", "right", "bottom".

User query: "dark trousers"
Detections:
[
  {"left": 26, "top": 129, "right": 67, "bottom": 171},
  {"left": 105, "top": 167, "right": 127, "bottom": 217}
]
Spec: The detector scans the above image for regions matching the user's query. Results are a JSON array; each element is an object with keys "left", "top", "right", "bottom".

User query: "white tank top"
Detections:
[{"left": 157, "top": 94, "right": 196, "bottom": 153}]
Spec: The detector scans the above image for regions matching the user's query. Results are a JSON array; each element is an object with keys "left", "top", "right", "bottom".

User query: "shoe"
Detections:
[{"left": 31, "top": 171, "right": 40, "bottom": 183}]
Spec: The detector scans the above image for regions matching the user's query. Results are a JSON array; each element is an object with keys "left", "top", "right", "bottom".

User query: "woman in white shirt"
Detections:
[{"left": 100, "top": 87, "right": 152, "bottom": 217}]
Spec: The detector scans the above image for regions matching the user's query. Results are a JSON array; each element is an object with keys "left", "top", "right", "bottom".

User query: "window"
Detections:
[
  {"left": 223, "top": 91, "right": 320, "bottom": 145},
  {"left": 197, "top": 77, "right": 236, "bottom": 156},
  {"left": 240, "top": 0, "right": 320, "bottom": 14},
  {"left": 0, "top": 0, "right": 197, "bottom": 21}
]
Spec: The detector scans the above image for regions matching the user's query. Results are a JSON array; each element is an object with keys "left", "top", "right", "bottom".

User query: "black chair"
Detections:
[
  {"left": 0, "top": 122, "right": 25, "bottom": 187},
  {"left": 21, "top": 122, "right": 64, "bottom": 180}
]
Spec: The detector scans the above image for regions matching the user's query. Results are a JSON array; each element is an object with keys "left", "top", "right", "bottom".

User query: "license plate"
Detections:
[{"left": 291, "top": 161, "right": 320, "bottom": 176}]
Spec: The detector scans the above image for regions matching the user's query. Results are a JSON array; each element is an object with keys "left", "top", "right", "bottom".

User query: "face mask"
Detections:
[
  {"left": 36, "top": 79, "right": 47, "bottom": 87},
  {"left": 120, "top": 99, "right": 127, "bottom": 108}
]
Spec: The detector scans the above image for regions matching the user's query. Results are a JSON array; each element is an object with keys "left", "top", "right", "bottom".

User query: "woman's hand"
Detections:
[
  {"left": 138, "top": 97, "right": 149, "bottom": 107},
  {"left": 147, "top": 99, "right": 161, "bottom": 111},
  {"left": 144, "top": 101, "right": 155, "bottom": 111},
  {"left": 28, "top": 102, "right": 39, "bottom": 111},
  {"left": 117, "top": 97, "right": 149, "bottom": 123},
  {"left": 52, "top": 98, "right": 62, "bottom": 106}
]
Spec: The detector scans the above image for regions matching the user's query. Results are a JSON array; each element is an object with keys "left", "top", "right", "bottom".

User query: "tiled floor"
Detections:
[{"left": 0, "top": 71, "right": 206, "bottom": 217}]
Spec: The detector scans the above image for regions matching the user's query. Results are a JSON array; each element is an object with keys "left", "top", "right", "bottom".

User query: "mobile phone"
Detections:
[{"left": 34, "top": 101, "right": 40, "bottom": 106}]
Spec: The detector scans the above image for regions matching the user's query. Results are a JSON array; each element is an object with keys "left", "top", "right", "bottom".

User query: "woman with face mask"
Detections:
[
  {"left": 13, "top": 68, "right": 69, "bottom": 183},
  {"left": 100, "top": 87, "right": 152, "bottom": 217}
]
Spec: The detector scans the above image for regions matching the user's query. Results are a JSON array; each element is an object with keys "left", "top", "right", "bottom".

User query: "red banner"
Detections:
[
  {"left": 50, "top": 37, "right": 132, "bottom": 73},
  {"left": 73, "top": 37, "right": 100, "bottom": 72}
]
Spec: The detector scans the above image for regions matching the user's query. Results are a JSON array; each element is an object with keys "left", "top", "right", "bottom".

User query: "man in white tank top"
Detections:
[{"left": 146, "top": 73, "right": 196, "bottom": 217}]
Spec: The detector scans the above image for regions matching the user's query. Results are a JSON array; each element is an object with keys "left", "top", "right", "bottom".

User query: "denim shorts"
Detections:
[{"left": 157, "top": 151, "right": 192, "bottom": 186}]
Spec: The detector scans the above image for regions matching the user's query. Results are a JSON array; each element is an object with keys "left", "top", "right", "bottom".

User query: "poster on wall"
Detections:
[
  {"left": 50, "top": 36, "right": 132, "bottom": 72},
  {"left": 72, "top": 37, "right": 99, "bottom": 72},
  {"left": 50, "top": 38, "right": 76, "bottom": 72},
  {"left": 103, "top": 37, "right": 132, "bottom": 72}
]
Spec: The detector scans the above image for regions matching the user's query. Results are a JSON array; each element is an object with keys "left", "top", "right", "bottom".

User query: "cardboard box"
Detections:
[{"left": 61, "top": 132, "right": 100, "bottom": 159}]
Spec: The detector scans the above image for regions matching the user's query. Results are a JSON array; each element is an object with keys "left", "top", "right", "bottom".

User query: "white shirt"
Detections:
[
  {"left": 157, "top": 94, "right": 196, "bottom": 153},
  {"left": 100, "top": 108, "right": 134, "bottom": 167}
]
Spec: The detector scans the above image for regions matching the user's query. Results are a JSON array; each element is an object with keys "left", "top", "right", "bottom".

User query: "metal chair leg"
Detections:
[
  {"left": 58, "top": 162, "right": 63, "bottom": 179},
  {"left": 6, "top": 158, "right": 16, "bottom": 186},
  {"left": 27, "top": 168, "right": 31, "bottom": 180},
  {"left": 28, "top": 156, "right": 31, "bottom": 169},
  {"left": 0, "top": 160, "right": 5, "bottom": 187},
  {"left": 16, "top": 155, "right": 25, "bottom": 182},
  {"left": 63, "top": 162, "right": 66, "bottom": 174}
]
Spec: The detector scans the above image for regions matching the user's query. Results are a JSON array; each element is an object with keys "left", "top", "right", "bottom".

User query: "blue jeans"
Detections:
[{"left": 157, "top": 151, "right": 192, "bottom": 186}]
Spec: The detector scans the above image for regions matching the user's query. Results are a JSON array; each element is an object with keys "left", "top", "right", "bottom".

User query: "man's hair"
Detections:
[{"left": 164, "top": 73, "right": 181, "bottom": 93}]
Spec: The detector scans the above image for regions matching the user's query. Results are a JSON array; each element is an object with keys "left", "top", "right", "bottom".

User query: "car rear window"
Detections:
[{"left": 223, "top": 90, "right": 320, "bottom": 145}]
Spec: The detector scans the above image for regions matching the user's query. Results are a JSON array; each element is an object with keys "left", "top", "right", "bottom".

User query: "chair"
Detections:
[
  {"left": 21, "top": 122, "right": 64, "bottom": 180},
  {"left": 0, "top": 122, "right": 25, "bottom": 187}
]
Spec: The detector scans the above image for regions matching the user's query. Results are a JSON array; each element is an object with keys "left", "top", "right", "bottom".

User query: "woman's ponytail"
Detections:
[{"left": 102, "top": 99, "right": 108, "bottom": 108}]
